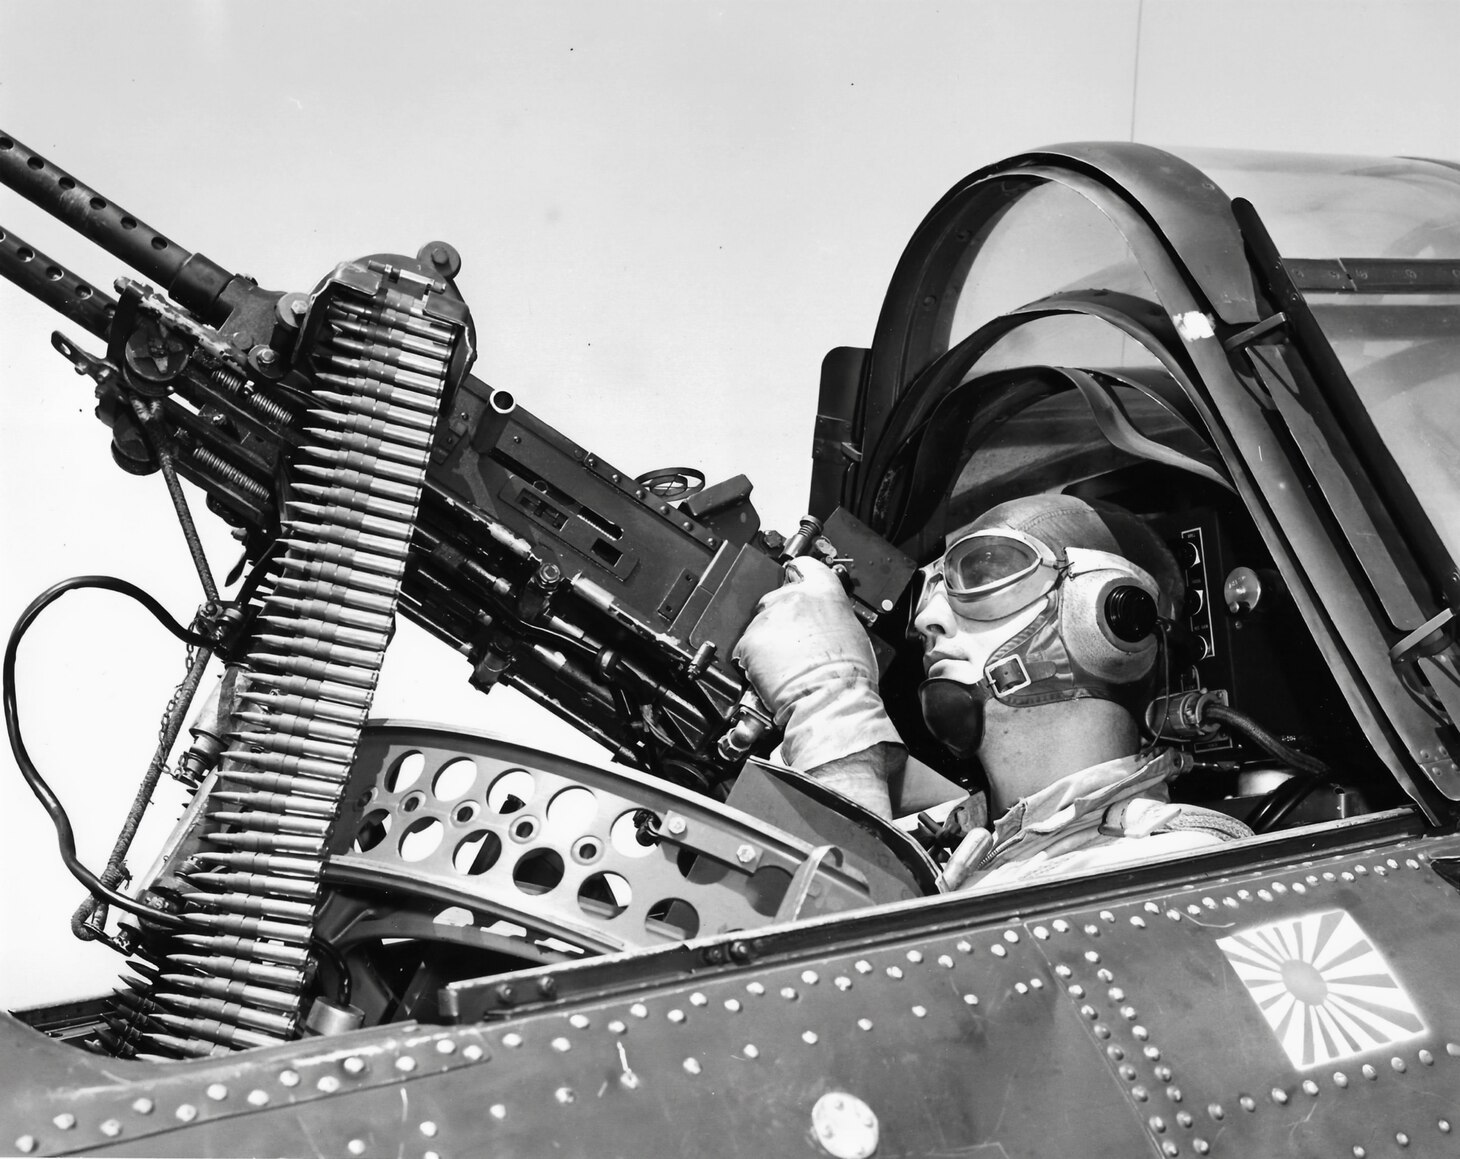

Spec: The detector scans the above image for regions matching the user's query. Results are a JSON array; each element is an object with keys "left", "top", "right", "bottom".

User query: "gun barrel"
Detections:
[
  {"left": 0, "top": 221, "right": 117, "bottom": 338},
  {"left": 0, "top": 131, "right": 238, "bottom": 323}
]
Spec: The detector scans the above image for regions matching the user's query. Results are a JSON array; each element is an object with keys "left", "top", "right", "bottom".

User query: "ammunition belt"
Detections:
[{"left": 105, "top": 275, "right": 455, "bottom": 1059}]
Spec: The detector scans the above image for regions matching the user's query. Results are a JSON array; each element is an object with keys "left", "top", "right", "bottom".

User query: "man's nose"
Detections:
[{"left": 911, "top": 587, "right": 956, "bottom": 645}]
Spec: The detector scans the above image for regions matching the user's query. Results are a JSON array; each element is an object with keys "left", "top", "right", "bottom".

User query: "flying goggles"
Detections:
[{"left": 911, "top": 527, "right": 1068, "bottom": 625}]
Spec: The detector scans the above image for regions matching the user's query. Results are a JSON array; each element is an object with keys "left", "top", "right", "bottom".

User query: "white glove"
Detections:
[{"left": 732, "top": 557, "right": 902, "bottom": 812}]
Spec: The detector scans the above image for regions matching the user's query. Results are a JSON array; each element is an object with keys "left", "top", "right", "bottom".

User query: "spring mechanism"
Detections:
[
  {"left": 189, "top": 445, "right": 270, "bottom": 504},
  {"left": 211, "top": 367, "right": 295, "bottom": 426}
]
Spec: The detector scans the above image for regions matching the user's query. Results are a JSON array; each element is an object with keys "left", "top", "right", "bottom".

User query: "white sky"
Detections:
[{"left": 2, "top": 0, "right": 1458, "bottom": 1007}]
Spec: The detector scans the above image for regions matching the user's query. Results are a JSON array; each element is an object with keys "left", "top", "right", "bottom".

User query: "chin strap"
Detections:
[{"left": 920, "top": 592, "right": 1143, "bottom": 757}]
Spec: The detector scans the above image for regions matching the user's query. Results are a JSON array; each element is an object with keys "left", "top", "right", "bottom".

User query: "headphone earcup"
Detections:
[{"left": 1060, "top": 570, "right": 1159, "bottom": 683}]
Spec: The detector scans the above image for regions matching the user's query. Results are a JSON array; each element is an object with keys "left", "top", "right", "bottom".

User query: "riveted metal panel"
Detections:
[
  {"left": 6, "top": 827, "right": 1457, "bottom": 1158},
  {"left": 1037, "top": 835, "right": 1460, "bottom": 1156}
]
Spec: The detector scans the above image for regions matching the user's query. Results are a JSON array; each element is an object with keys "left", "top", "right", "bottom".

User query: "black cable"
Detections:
[
  {"left": 1198, "top": 701, "right": 1332, "bottom": 833},
  {"left": 4, "top": 576, "right": 213, "bottom": 929},
  {"left": 310, "top": 936, "right": 352, "bottom": 1006},
  {"left": 1200, "top": 702, "right": 1331, "bottom": 779},
  {"left": 1246, "top": 772, "right": 1324, "bottom": 834}
]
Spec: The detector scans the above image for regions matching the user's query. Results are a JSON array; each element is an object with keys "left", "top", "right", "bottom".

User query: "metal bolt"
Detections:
[
  {"left": 343, "top": 1056, "right": 366, "bottom": 1075},
  {"left": 420, "top": 1121, "right": 438, "bottom": 1137},
  {"left": 463, "top": 1044, "right": 485, "bottom": 1061},
  {"left": 15, "top": 1136, "right": 35, "bottom": 1154},
  {"left": 132, "top": 1098, "right": 154, "bottom": 1115},
  {"left": 396, "top": 1055, "right": 417, "bottom": 1072},
  {"left": 684, "top": 1058, "right": 701, "bottom": 1075},
  {"left": 736, "top": 843, "right": 756, "bottom": 863},
  {"left": 503, "top": 1033, "right": 523, "bottom": 1048},
  {"left": 53, "top": 1114, "right": 75, "bottom": 1131},
  {"left": 437, "top": 1038, "right": 458, "bottom": 1053},
  {"left": 207, "top": 1084, "right": 228, "bottom": 1101},
  {"left": 257, "top": 347, "right": 277, "bottom": 366},
  {"left": 248, "top": 1090, "right": 269, "bottom": 1107},
  {"left": 176, "top": 1104, "right": 198, "bottom": 1122},
  {"left": 348, "top": 1140, "right": 366, "bottom": 1155},
  {"left": 667, "top": 816, "right": 687, "bottom": 835}
]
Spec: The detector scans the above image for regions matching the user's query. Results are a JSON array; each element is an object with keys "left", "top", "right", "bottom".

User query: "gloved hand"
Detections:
[{"left": 732, "top": 557, "right": 902, "bottom": 815}]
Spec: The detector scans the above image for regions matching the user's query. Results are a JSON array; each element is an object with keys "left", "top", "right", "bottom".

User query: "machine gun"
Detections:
[
  {"left": 0, "top": 130, "right": 912, "bottom": 790},
  {"left": 0, "top": 131, "right": 920, "bottom": 1055}
]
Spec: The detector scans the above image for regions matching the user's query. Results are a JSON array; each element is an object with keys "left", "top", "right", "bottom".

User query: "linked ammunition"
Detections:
[
  {"left": 291, "top": 481, "right": 418, "bottom": 521},
  {"left": 180, "top": 889, "right": 316, "bottom": 923},
  {"left": 173, "top": 932, "right": 310, "bottom": 966},
  {"left": 177, "top": 910, "right": 312, "bottom": 945},
  {"left": 281, "top": 518, "right": 410, "bottom": 560},
  {"left": 294, "top": 462, "right": 422, "bottom": 502},
  {"left": 231, "top": 721, "right": 359, "bottom": 759},
  {"left": 233, "top": 708, "right": 362, "bottom": 746},
  {"left": 169, "top": 954, "right": 305, "bottom": 991},
  {"left": 218, "top": 767, "right": 347, "bottom": 798},
  {"left": 204, "top": 791, "right": 337, "bottom": 818},
  {"left": 309, "top": 393, "right": 436, "bottom": 431},
  {"left": 302, "top": 434, "right": 430, "bottom": 478},
  {"left": 223, "top": 746, "right": 353, "bottom": 779},
  {"left": 241, "top": 652, "right": 379, "bottom": 689},
  {"left": 160, "top": 973, "right": 300, "bottom": 1015},
  {"left": 185, "top": 869, "right": 320, "bottom": 899},
  {"left": 102, "top": 1012, "right": 153, "bottom": 1042},
  {"left": 152, "top": 1011, "right": 279, "bottom": 1049},
  {"left": 278, "top": 537, "right": 407, "bottom": 580},
  {"left": 253, "top": 616, "right": 390, "bottom": 653},
  {"left": 270, "top": 555, "right": 401, "bottom": 599},
  {"left": 207, "top": 810, "right": 331, "bottom": 837},
  {"left": 327, "top": 353, "right": 442, "bottom": 392},
  {"left": 222, "top": 745, "right": 355, "bottom": 778},
  {"left": 329, "top": 297, "right": 454, "bottom": 341},
  {"left": 258, "top": 577, "right": 399, "bottom": 616},
  {"left": 315, "top": 369, "right": 441, "bottom": 411},
  {"left": 156, "top": 994, "right": 295, "bottom": 1036},
  {"left": 192, "top": 851, "right": 323, "bottom": 878},
  {"left": 284, "top": 501, "right": 414, "bottom": 543},
  {"left": 138, "top": 1031, "right": 222, "bottom": 1058},
  {"left": 305, "top": 425, "right": 429, "bottom": 468},
  {"left": 205, "top": 829, "right": 325, "bottom": 856},
  {"left": 326, "top": 314, "right": 453, "bottom": 359},
  {"left": 95, "top": 1026, "right": 137, "bottom": 1057},
  {"left": 328, "top": 332, "right": 449, "bottom": 374}
]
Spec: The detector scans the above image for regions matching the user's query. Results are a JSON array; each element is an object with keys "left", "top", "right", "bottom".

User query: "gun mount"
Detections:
[{"left": 0, "top": 130, "right": 921, "bottom": 1059}]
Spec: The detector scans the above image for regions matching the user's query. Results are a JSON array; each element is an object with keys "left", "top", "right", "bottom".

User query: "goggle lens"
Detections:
[
  {"left": 912, "top": 530, "right": 1064, "bottom": 625},
  {"left": 945, "top": 537, "right": 1040, "bottom": 595}
]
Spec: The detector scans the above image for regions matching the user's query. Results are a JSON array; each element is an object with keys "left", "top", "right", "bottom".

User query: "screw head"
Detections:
[
  {"left": 667, "top": 816, "right": 687, "bottom": 835},
  {"left": 736, "top": 843, "right": 756, "bottom": 864}
]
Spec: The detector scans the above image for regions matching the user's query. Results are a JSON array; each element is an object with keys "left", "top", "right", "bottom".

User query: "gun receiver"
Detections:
[{"left": 1, "top": 130, "right": 914, "bottom": 794}]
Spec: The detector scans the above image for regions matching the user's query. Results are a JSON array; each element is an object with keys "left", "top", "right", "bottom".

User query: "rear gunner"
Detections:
[{"left": 734, "top": 493, "right": 1251, "bottom": 891}]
